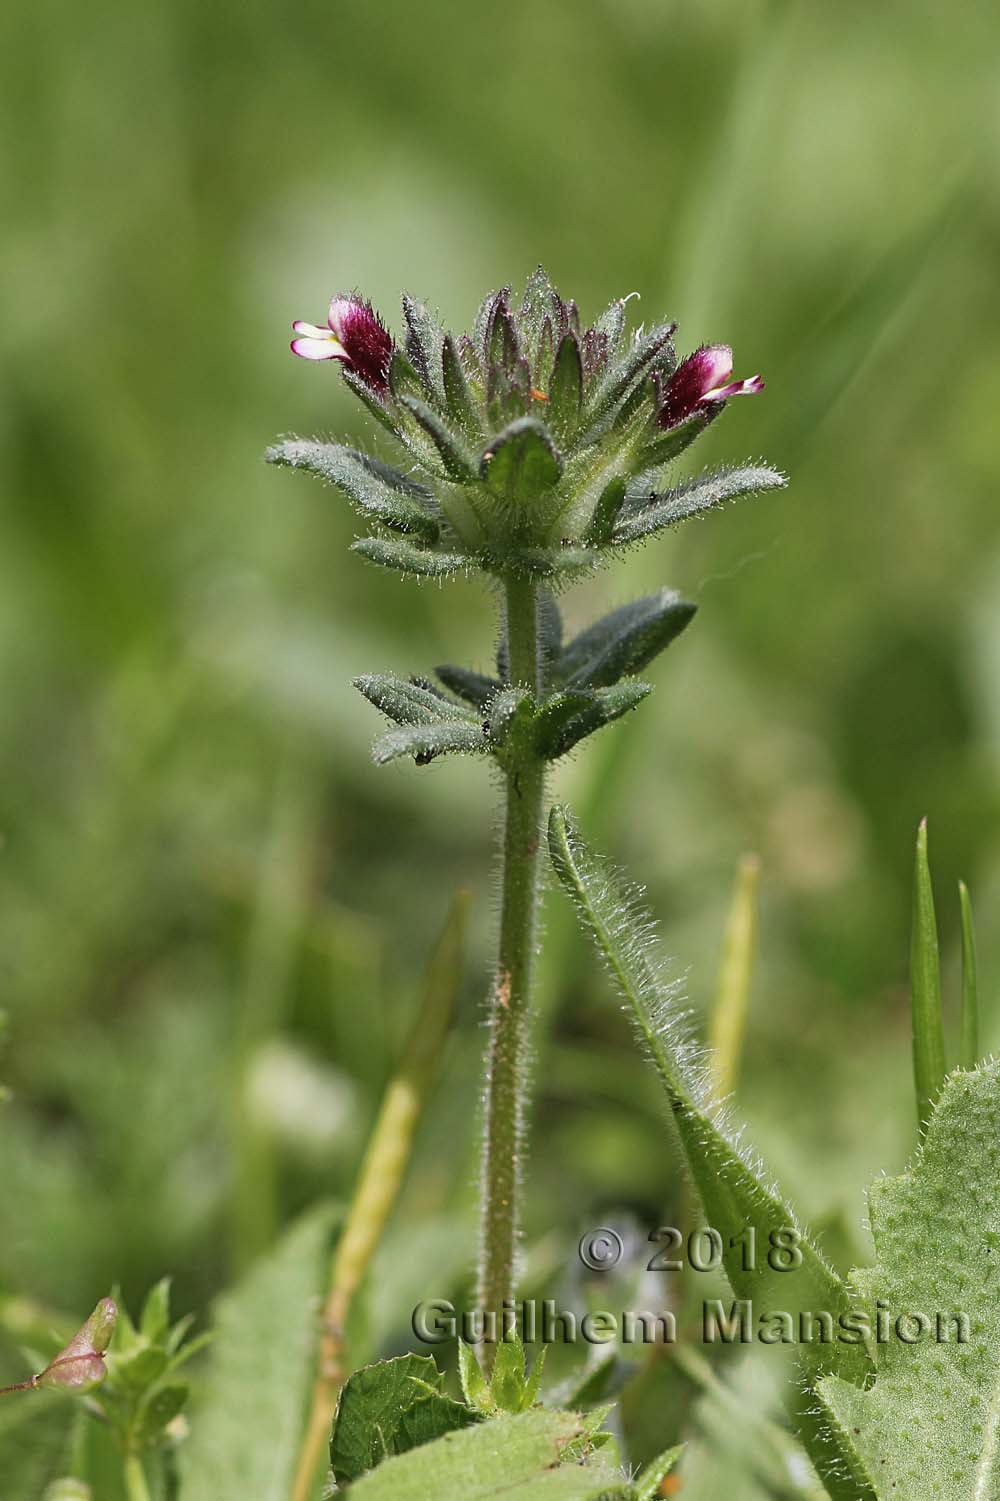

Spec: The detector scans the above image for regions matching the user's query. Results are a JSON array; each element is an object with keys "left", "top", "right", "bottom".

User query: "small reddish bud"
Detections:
[{"left": 39, "top": 1298, "right": 117, "bottom": 1395}]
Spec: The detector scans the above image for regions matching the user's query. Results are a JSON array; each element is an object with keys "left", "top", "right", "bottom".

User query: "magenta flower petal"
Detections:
[
  {"left": 703, "top": 373, "right": 765, "bottom": 402},
  {"left": 291, "top": 336, "right": 346, "bottom": 361},
  {"left": 326, "top": 293, "right": 394, "bottom": 394},
  {"left": 656, "top": 344, "right": 763, "bottom": 428}
]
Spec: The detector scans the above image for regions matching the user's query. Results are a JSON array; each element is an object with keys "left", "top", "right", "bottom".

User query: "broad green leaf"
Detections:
[
  {"left": 818, "top": 1060, "right": 1000, "bottom": 1499},
  {"left": 480, "top": 418, "right": 563, "bottom": 501},
  {"left": 398, "top": 394, "right": 478, "bottom": 482},
  {"left": 351, "top": 536, "right": 469, "bottom": 578},
  {"left": 178, "top": 1205, "right": 336, "bottom": 1501},
  {"left": 330, "top": 1354, "right": 480, "bottom": 1483},
  {"left": 342, "top": 1408, "right": 634, "bottom": 1500},
  {"left": 960, "top": 879, "right": 980, "bottom": 1069},
  {"left": 265, "top": 440, "right": 439, "bottom": 541},
  {"left": 910, "top": 819, "right": 946, "bottom": 1137},
  {"left": 354, "top": 673, "right": 475, "bottom": 727},
  {"left": 547, "top": 807, "right": 871, "bottom": 1499},
  {"left": 371, "top": 721, "right": 485, "bottom": 766},
  {"left": 612, "top": 464, "right": 786, "bottom": 544},
  {"left": 434, "top": 663, "right": 501, "bottom": 708},
  {"left": 556, "top": 589, "right": 696, "bottom": 689}
]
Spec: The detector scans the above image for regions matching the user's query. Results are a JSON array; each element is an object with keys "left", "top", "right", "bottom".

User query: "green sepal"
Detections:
[
  {"left": 583, "top": 320, "right": 676, "bottom": 430},
  {"left": 354, "top": 673, "right": 475, "bottom": 727},
  {"left": 265, "top": 440, "right": 440, "bottom": 541},
  {"left": 434, "top": 664, "right": 501, "bottom": 708},
  {"left": 371, "top": 721, "right": 486, "bottom": 766},
  {"left": 442, "top": 333, "right": 481, "bottom": 439},
  {"left": 547, "top": 333, "right": 584, "bottom": 438},
  {"left": 534, "top": 681, "right": 651, "bottom": 760},
  {"left": 480, "top": 417, "right": 563, "bottom": 501},
  {"left": 457, "top": 1341, "right": 490, "bottom": 1410},
  {"left": 342, "top": 368, "right": 402, "bottom": 439},
  {"left": 388, "top": 347, "right": 427, "bottom": 404},
  {"left": 582, "top": 477, "right": 627, "bottom": 546},
  {"left": 517, "top": 266, "right": 556, "bottom": 353},
  {"left": 351, "top": 536, "right": 469, "bottom": 578},
  {"left": 634, "top": 1447, "right": 682, "bottom": 1501},
  {"left": 402, "top": 294, "right": 447, "bottom": 402},
  {"left": 612, "top": 464, "right": 787, "bottom": 545},
  {"left": 637, "top": 407, "right": 714, "bottom": 469},
  {"left": 398, "top": 395, "right": 478, "bottom": 482},
  {"left": 556, "top": 589, "right": 697, "bottom": 689}
]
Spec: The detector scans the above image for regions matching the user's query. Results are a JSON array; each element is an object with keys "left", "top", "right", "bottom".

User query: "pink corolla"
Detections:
[
  {"left": 291, "top": 294, "right": 393, "bottom": 395},
  {"left": 655, "top": 344, "right": 764, "bottom": 430}
]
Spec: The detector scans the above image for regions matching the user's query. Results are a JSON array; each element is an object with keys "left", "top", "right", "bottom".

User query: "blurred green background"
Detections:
[{"left": 2, "top": 0, "right": 999, "bottom": 1485}]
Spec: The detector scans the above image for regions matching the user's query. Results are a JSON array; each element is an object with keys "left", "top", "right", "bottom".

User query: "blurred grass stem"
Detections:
[
  {"left": 709, "top": 853, "right": 760, "bottom": 1097},
  {"left": 290, "top": 894, "right": 467, "bottom": 1501}
]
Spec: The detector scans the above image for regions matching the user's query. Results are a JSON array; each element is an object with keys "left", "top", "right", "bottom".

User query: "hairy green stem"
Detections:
[{"left": 478, "top": 573, "right": 546, "bottom": 1359}]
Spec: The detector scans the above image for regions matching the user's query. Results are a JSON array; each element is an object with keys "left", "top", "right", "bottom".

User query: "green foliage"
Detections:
[
  {"left": 331, "top": 1354, "right": 480, "bottom": 1483},
  {"left": 458, "top": 1333, "right": 545, "bottom": 1416},
  {"left": 179, "top": 1206, "right": 335, "bottom": 1501},
  {"left": 97, "top": 1282, "right": 202, "bottom": 1457},
  {"left": 910, "top": 819, "right": 947, "bottom": 1137},
  {"left": 264, "top": 442, "right": 441, "bottom": 542},
  {"left": 959, "top": 880, "right": 980, "bottom": 1070},
  {"left": 611, "top": 464, "right": 787, "bottom": 545},
  {"left": 819, "top": 1061, "right": 1000, "bottom": 1498},
  {"left": 481, "top": 418, "right": 563, "bottom": 502},
  {"left": 553, "top": 589, "right": 697, "bottom": 690},
  {"left": 335, "top": 1406, "right": 672, "bottom": 1500},
  {"left": 547, "top": 805, "right": 872, "bottom": 1497}
]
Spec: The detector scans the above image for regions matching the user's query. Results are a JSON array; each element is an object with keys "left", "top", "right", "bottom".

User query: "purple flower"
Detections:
[
  {"left": 291, "top": 294, "right": 393, "bottom": 395},
  {"left": 655, "top": 344, "right": 764, "bottom": 429}
]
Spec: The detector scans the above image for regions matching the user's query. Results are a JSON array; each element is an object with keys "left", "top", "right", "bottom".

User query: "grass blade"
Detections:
[
  {"left": 959, "top": 879, "right": 980, "bottom": 1070},
  {"left": 910, "top": 819, "right": 946, "bottom": 1138},
  {"left": 708, "top": 853, "right": 760, "bottom": 1098}
]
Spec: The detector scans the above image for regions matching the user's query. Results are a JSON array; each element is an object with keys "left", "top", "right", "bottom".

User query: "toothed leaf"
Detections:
[
  {"left": 331, "top": 1355, "right": 480, "bottom": 1483},
  {"left": 265, "top": 441, "right": 439, "bottom": 541},
  {"left": 818, "top": 1061, "right": 1000, "bottom": 1500},
  {"left": 557, "top": 589, "right": 697, "bottom": 689}
]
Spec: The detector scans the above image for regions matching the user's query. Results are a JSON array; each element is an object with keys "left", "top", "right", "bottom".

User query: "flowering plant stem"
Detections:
[
  {"left": 478, "top": 573, "right": 546, "bottom": 1358},
  {"left": 122, "top": 1454, "right": 151, "bottom": 1501}
]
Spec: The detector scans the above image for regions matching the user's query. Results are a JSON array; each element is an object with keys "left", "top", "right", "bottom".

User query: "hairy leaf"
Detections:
[
  {"left": 819, "top": 1060, "right": 1000, "bottom": 1499},
  {"left": 402, "top": 294, "right": 447, "bottom": 401},
  {"left": 330, "top": 1354, "right": 480, "bottom": 1483},
  {"left": 480, "top": 418, "right": 563, "bottom": 501},
  {"left": 341, "top": 1407, "right": 635, "bottom": 1500},
  {"left": 533, "top": 683, "right": 651, "bottom": 760},
  {"left": 547, "top": 807, "right": 872, "bottom": 1498},
  {"left": 351, "top": 536, "right": 469, "bottom": 578},
  {"left": 265, "top": 440, "right": 439, "bottom": 540},
  {"left": 583, "top": 321, "right": 676, "bottom": 429},
  {"left": 354, "top": 673, "right": 474, "bottom": 727},
  {"left": 556, "top": 589, "right": 697, "bottom": 689},
  {"left": 613, "top": 464, "right": 787, "bottom": 544},
  {"left": 434, "top": 663, "right": 501, "bottom": 708},
  {"left": 371, "top": 721, "right": 486, "bottom": 766},
  {"left": 398, "top": 395, "right": 478, "bottom": 482},
  {"left": 442, "top": 333, "right": 481, "bottom": 438},
  {"left": 547, "top": 334, "right": 584, "bottom": 438},
  {"left": 178, "top": 1206, "right": 336, "bottom": 1501}
]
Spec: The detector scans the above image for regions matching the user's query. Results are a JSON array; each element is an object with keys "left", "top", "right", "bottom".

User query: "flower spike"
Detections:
[
  {"left": 655, "top": 343, "right": 764, "bottom": 430},
  {"left": 291, "top": 293, "right": 393, "bottom": 394}
]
